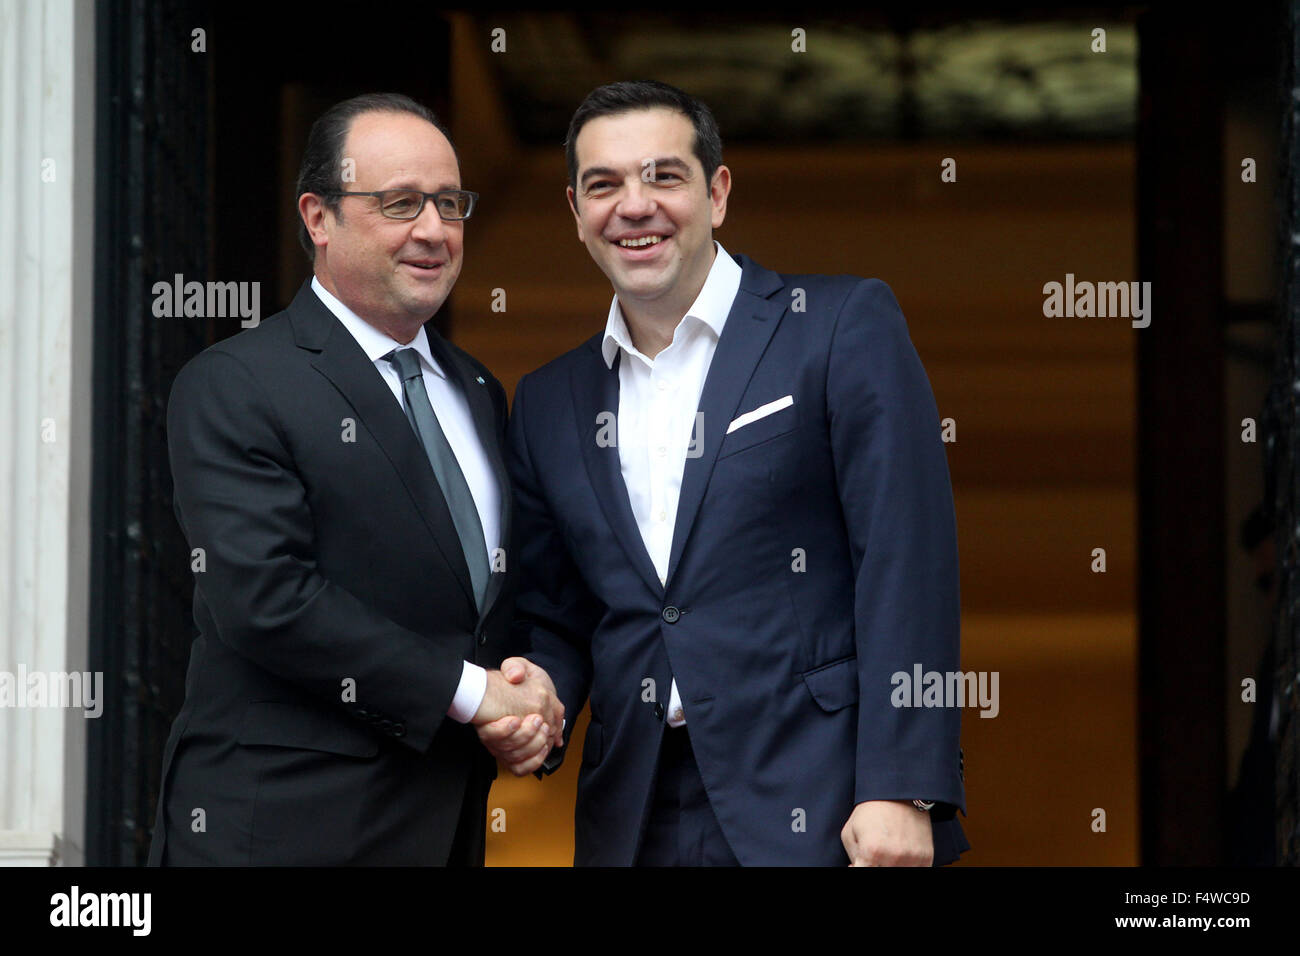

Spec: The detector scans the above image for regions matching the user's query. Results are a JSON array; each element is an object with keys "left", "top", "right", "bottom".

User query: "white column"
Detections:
[{"left": 0, "top": 0, "right": 95, "bottom": 867}]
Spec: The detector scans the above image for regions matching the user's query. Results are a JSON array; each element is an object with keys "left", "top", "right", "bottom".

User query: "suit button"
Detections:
[
  {"left": 477, "top": 628, "right": 487, "bottom": 645},
  {"left": 654, "top": 702, "right": 665, "bottom": 719},
  {"left": 662, "top": 606, "right": 680, "bottom": 623},
  {"left": 393, "top": 723, "right": 406, "bottom": 737}
]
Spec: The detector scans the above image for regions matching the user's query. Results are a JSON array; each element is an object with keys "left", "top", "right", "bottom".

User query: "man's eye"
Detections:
[
  {"left": 588, "top": 181, "right": 614, "bottom": 192},
  {"left": 384, "top": 195, "right": 419, "bottom": 214},
  {"left": 655, "top": 173, "right": 680, "bottom": 182}
]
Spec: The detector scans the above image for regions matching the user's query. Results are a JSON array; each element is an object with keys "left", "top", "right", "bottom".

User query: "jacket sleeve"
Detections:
[
  {"left": 166, "top": 347, "right": 466, "bottom": 753},
  {"left": 825, "top": 279, "right": 966, "bottom": 818},
  {"left": 505, "top": 373, "right": 603, "bottom": 774}
]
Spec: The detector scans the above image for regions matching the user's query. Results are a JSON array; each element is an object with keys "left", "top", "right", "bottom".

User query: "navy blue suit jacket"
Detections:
[{"left": 508, "top": 253, "right": 969, "bottom": 866}]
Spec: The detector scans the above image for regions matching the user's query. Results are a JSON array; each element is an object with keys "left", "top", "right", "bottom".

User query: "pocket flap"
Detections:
[
  {"left": 238, "top": 701, "right": 380, "bottom": 757},
  {"left": 801, "top": 656, "right": 858, "bottom": 712}
]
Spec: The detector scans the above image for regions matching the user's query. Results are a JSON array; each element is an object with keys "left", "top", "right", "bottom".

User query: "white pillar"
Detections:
[{"left": 0, "top": 0, "right": 95, "bottom": 866}]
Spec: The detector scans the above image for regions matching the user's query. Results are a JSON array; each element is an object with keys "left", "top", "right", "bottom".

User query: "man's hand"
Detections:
[
  {"left": 472, "top": 658, "right": 565, "bottom": 775},
  {"left": 841, "top": 800, "right": 934, "bottom": 867}
]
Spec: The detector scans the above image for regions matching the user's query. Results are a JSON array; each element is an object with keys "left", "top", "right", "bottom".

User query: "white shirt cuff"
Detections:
[{"left": 447, "top": 661, "right": 488, "bottom": 723}]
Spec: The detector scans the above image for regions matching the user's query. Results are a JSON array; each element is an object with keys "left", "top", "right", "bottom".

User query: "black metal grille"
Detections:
[
  {"left": 1272, "top": 0, "right": 1300, "bottom": 868},
  {"left": 88, "top": 0, "right": 213, "bottom": 866}
]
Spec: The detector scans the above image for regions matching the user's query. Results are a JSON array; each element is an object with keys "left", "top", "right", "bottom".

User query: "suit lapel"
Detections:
[
  {"left": 665, "top": 257, "right": 786, "bottom": 586},
  {"left": 571, "top": 344, "right": 665, "bottom": 597},
  {"left": 426, "top": 327, "right": 513, "bottom": 623},
  {"left": 288, "top": 282, "right": 477, "bottom": 613}
]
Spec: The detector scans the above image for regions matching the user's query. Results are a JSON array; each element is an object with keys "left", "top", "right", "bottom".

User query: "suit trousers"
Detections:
[
  {"left": 446, "top": 771, "right": 490, "bottom": 867},
  {"left": 635, "top": 726, "right": 740, "bottom": 867}
]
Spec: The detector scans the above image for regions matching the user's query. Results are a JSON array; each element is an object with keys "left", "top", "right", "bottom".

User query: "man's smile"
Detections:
[
  {"left": 610, "top": 232, "right": 671, "bottom": 260},
  {"left": 400, "top": 258, "right": 446, "bottom": 277}
]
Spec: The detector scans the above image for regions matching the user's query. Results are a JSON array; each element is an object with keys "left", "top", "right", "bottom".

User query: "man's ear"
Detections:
[
  {"left": 709, "top": 165, "right": 731, "bottom": 230},
  {"left": 566, "top": 185, "right": 585, "bottom": 243},
  {"left": 299, "top": 193, "right": 331, "bottom": 253}
]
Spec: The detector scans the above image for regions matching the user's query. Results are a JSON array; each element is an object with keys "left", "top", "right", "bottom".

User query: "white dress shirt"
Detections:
[
  {"left": 311, "top": 277, "right": 492, "bottom": 723},
  {"left": 600, "top": 243, "right": 743, "bottom": 727}
]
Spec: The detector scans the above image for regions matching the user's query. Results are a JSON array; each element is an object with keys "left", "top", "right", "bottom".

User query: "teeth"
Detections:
[{"left": 618, "top": 236, "right": 663, "bottom": 248}]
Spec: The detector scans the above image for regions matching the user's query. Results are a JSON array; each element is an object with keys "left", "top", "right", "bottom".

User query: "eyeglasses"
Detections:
[{"left": 325, "top": 188, "right": 479, "bottom": 221}]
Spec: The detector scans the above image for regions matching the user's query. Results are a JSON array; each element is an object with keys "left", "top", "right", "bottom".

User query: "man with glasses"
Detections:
[
  {"left": 148, "top": 93, "right": 563, "bottom": 866},
  {"left": 479, "top": 81, "right": 970, "bottom": 866}
]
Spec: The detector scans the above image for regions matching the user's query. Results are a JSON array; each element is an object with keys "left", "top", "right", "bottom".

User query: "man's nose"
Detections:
[
  {"left": 409, "top": 199, "right": 450, "bottom": 243},
  {"left": 616, "top": 182, "right": 656, "bottom": 219}
]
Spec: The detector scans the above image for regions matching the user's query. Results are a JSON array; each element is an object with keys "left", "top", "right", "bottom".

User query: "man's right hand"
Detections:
[{"left": 472, "top": 658, "right": 565, "bottom": 774}]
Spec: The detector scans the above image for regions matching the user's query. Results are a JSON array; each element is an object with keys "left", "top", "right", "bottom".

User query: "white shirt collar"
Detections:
[
  {"left": 311, "top": 275, "right": 446, "bottom": 379},
  {"left": 600, "top": 241, "right": 743, "bottom": 369}
]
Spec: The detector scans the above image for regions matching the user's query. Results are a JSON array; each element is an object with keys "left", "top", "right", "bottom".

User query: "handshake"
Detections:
[{"left": 470, "top": 657, "right": 566, "bottom": 776}]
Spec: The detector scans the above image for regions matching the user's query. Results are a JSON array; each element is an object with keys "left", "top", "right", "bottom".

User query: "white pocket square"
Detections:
[{"left": 727, "top": 395, "right": 794, "bottom": 434}]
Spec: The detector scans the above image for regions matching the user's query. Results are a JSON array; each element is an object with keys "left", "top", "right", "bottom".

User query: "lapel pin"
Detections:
[{"left": 476, "top": 376, "right": 485, "bottom": 385}]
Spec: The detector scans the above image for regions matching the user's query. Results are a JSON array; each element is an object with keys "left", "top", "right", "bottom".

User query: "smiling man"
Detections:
[
  {"left": 148, "top": 93, "right": 563, "bottom": 866},
  {"left": 480, "top": 80, "right": 970, "bottom": 866}
]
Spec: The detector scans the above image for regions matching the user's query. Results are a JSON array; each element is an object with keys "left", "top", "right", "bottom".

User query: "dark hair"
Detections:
[
  {"left": 295, "top": 92, "right": 452, "bottom": 260},
  {"left": 564, "top": 80, "right": 723, "bottom": 194}
]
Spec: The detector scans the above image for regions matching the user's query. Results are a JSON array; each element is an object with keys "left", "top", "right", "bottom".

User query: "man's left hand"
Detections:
[
  {"left": 476, "top": 712, "right": 556, "bottom": 776},
  {"left": 840, "top": 800, "right": 934, "bottom": 866}
]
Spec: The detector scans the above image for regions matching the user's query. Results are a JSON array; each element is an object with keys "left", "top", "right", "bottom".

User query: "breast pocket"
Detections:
[{"left": 717, "top": 398, "right": 799, "bottom": 460}]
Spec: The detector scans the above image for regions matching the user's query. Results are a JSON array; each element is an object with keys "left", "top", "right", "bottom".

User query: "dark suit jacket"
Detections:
[
  {"left": 147, "top": 279, "right": 513, "bottom": 866},
  {"left": 509, "top": 253, "right": 969, "bottom": 866}
]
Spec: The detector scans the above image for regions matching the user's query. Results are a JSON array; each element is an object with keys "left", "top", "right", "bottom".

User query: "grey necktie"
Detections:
[{"left": 384, "top": 348, "right": 489, "bottom": 612}]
